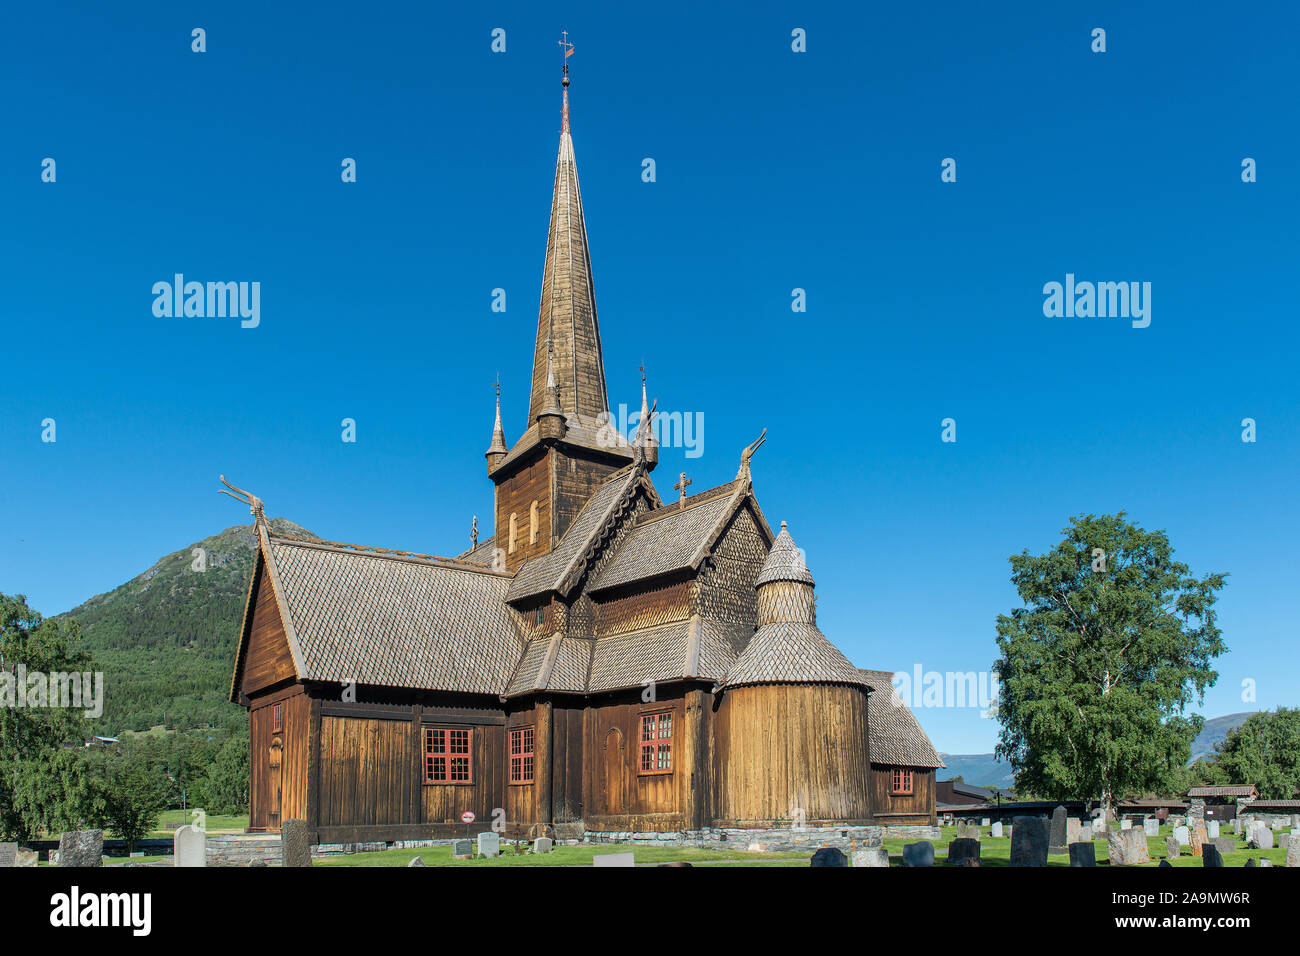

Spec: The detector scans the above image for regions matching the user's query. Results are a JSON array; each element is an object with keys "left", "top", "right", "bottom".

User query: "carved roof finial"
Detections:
[
  {"left": 736, "top": 428, "right": 767, "bottom": 481},
  {"left": 219, "top": 474, "right": 265, "bottom": 524}
]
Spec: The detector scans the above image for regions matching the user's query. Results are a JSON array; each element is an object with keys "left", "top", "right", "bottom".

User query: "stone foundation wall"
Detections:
[
  {"left": 581, "top": 824, "right": 936, "bottom": 851},
  {"left": 205, "top": 834, "right": 283, "bottom": 867}
]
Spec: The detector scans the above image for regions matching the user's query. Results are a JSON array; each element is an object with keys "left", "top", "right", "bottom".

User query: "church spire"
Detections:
[
  {"left": 485, "top": 377, "right": 508, "bottom": 470},
  {"left": 639, "top": 362, "right": 658, "bottom": 468},
  {"left": 527, "top": 36, "right": 610, "bottom": 427}
]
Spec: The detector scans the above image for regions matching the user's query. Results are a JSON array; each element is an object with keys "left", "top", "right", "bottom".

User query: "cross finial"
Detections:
[
  {"left": 673, "top": 471, "right": 693, "bottom": 502},
  {"left": 494, "top": 372, "right": 500, "bottom": 398}
]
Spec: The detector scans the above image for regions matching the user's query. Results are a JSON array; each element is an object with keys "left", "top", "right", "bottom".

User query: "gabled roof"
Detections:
[
  {"left": 860, "top": 669, "right": 946, "bottom": 769},
  {"left": 723, "top": 622, "right": 870, "bottom": 690},
  {"left": 231, "top": 530, "right": 524, "bottom": 697},
  {"left": 590, "top": 481, "right": 748, "bottom": 593},
  {"left": 507, "top": 463, "right": 651, "bottom": 602},
  {"left": 1187, "top": 784, "right": 1258, "bottom": 798}
]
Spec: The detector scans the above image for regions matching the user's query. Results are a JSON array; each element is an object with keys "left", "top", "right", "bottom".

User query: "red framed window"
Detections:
[
  {"left": 424, "top": 727, "right": 472, "bottom": 783},
  {"left": 509, "top": 727, "right": 535, "bottom": 783},
  {"left": 639, "top": 712, "right": 672, "bottom": 774},
  {"left": 891, "top": 768, "right": 914, "bottom": 795}
]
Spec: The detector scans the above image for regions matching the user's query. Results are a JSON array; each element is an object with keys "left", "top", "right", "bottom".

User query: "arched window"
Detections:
[
  {"left": 529, "top": 500, "right": 539, "bottom": 545},
  {"left": 508, "top": 512, "right": 517, "bottom": 553}
]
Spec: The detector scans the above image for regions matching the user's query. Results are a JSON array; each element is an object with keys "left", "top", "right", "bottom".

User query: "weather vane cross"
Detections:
[{"left": 558, "top": 31, "right": 574, "bottom": 64}]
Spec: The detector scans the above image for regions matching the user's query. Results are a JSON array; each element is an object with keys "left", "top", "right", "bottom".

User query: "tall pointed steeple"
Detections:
[
  {"left": 526, "top": 52, "right": 609, "bottom": 426},
  {"left": 485, "top": 377, "right": 508, "bottom": 470}
]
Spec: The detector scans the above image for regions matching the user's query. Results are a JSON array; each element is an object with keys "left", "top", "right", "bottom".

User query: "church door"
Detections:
[
  {"left": 268, "top": 737, "right": 283, "bottom": 831},
  {"left": 602, "top": 728, "right": 624, "bottom": 815}
]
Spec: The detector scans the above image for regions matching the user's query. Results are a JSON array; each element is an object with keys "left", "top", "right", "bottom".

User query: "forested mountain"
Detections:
[{"left": 57, "top": 518, "right": 314, "bottom": 737}]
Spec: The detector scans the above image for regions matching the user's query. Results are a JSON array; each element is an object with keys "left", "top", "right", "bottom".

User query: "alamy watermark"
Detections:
[
  {"left": 152, "top": 274, "right": 260, "bottom": 328},
  {"left": 887, "top": 665, "right": 998, "bottom": 718},
  {"left": 1, "top": 665, "right": 104, "bottom": 718},
  {"left": 1042, "top": 273, "right": 1150, "bottom": 329},
  {"left": 597, "top": 404, "right": 704, "bottom": 458}
]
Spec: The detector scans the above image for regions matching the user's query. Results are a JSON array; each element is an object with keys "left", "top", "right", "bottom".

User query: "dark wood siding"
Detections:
[
  {"left": 248, "top": 685, "right": 309, "bottom": 832},
  {"left": 870, "top": 766, "right": 935, "bottom": 825},
  {"left": 240, "top": 566, "right": 296, "bottom": 696}
]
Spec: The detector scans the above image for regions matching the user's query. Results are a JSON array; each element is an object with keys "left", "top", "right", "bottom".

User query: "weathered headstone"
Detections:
[
  {"left": 1066, "top": 818, "right": 1082, "bottom": 845},
  {"left": 408, "top": 856, "right": 426, "bottom": 866},
  {"left": 1247, "top": 827, "right": 1273, "bottom": 850},
  {"left": 1165, "top": 836, "right": 1180, "bottom": 859},
  {"left": 174, "top": 825, "right": 206, "bottom": 868},
  {"left": 1289, "top": 834, "right": 1300, "bottom": 868},
  {"left": 1010, "top": 816, "right": 1048, "bottom": 867},
  {"left": 947, "top": 838, "right": 980, "bottom": 866},
  {"left": 533, "top": 837, "right": 553, "bottom": 854},
  {"left": 1202, "top": 845, "right": 1224, "bottom": 867},
  {"left": 1191, "top": 825, "right": 1208, "bottom": 857},
  {"left": 1108, "top": 827, "right": 1151, "bottom": 866},
  {"left": 593, "top": 852, "right": 635, "bottom": 867},
  {"left": 902, "top": 841, "right": 935, "bottom": 867},
  {"left": 1049, "top": 806, "right": 1068, "bottom": 853},
  {"left": 57, "top": 830, "right": 103, "bottom": 868},
  {"left": 981, "top": 818, "right": 991, "bottom": 828},
  {"left": 1259, "top": 858, "right": 1272, "bottom": 867},
  {"left": 955, "top": 821, "right": 968, "bottom": 838},
  {"left": 1207, "top": 820, "right": 1220, "bottom": 839},
  {"left": 1143, "top": 817, "right": 1159, "bottom": 836},
  {"left": 0, "top": 843, "right": 16, "bottom": 867},
  {"left": 476, "top": 831, "right": 500, "bottom": 858},
  {"left": 967, "top": 826, "right": 981, "bottom": 841},
  {"left": 1080, "top": 824, "right": 1093, "bottom": 842},
  {"left": 1211, "top": 836, "right": 1234, "bottom": 858},
  {"left": 1173, "top": 825, "right": 1190, "bottom": 846},
  {"left": 1120, "top": 818, "right": 1132, "bottom": 830},
  {"left": 15, "top": 850, "right": 37, "bottom": 867},
  {"left": 810, "top": 847, "right": 848, "bottom": 867},
  {"left": 1068, "top": 842, "right": 1096, "bottom": 867},
  {"left": 990, "top": 821, "right": 1003, "bottom": 838},
  {"left": 851, "top": 847, "right": 890, "bottom": 867},
  {"left": 281, "top": 819, "right": 311, "bottom": 867}
]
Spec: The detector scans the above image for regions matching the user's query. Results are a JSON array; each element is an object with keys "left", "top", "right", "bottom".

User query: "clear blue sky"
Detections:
[{"left": 2, "top": 2, "right": 1296, "bottom": 753}]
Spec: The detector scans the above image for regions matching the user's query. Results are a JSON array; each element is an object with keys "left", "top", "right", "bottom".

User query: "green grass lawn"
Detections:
[{"left": 148, "top": 809, "right": 249, "bottom": 837}]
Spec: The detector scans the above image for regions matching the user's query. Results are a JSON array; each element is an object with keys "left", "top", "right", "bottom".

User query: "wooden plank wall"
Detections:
[
  {"left": 713, "top": 683, "right": 872, "bottom": 826},
  {"left": 493, "top": 454, "right": 552, "bottom": 571},
  {"left": 240, "top": 565, "right": 296, "bottom": 697},
  {"left": 869, "top": 766, "right": 936, "bottom": 825},
  {"left": 248, "top": 685, "right": 309, "bottom": 832}
]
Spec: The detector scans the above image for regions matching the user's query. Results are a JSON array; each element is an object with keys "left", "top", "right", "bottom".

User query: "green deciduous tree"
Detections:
[
  {"left": 1209, "top": 708, "right": 1300, "bottom": 798},
  {"left": 84, "top": 748, "right": 168, "bottom": 853},
  {"left": 993, "top": 513, "right": 1227, "bottom": 822},
  {"left": 0, "top": 594, "right": 96, "bottom": 843}
]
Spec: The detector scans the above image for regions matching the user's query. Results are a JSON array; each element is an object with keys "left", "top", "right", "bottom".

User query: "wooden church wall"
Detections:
[
  {"left": 713, "top": 683, "right": 873, "bottom": 826},
  {"left": 552, "top": 449, "right": 626, "bottom": 543},
  {"left": 247, "top": 684, "right": 309, "bottom": 832},
  {"left": 240, "top": 564, "right": 296, "bottom": 697},
  {"left": 869, "top": 766, "right": 936, "bottom": 825},
  {"left": 493, "top": 453, "right": 552, "bottom": 571}
]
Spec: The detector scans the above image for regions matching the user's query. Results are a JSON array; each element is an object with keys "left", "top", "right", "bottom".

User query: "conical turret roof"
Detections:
[{"left": 755, "top": 520, "right": 814, "bottom": 587}]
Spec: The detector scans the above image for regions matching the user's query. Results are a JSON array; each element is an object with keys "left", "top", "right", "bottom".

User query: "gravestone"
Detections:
[
  {"left": 1120, "top": 818, "right": 1132, "bottom": 830},
  {"left": 1230, "top": 819, "right": 1241, "bottom": 836},
  {"left": 1207, "top": 820, "right": 1220, "bottom": 839},
  {"left": 1190, "top": 825, "right": 1207, "bottom": 858},
  {"left": 851, "top": 847, "right": 890, "bottom": 867},
  {"left": 1289, "top": 835, "right": 1300, "bottom": 868},
  {"left": 15, "top": 850, "right": 37, "bottom": 867},
  {"left": 477, "top": 831, "right": 501, "bottom": 858},
  {"left": 810, "top": 847, "right": 848, "bottom": 867},
  {"left": 1080, "top": 825, "right": 1093, "bottom": 842},
  {"left": 955, "top": 821, "right": 968, "bottom": 838},
  {"left": 981, "top": 818, "right": 991, "bottom": 827},
  {"left": 1004, "top": 825, "right": 1013, "bottom": 842},
  {"left": 1009, "top": 816, "right": 1048, "bottom": 867},
  {"left": 174, "top": 825, "right": 205, "bottom": 867},
  {"left": 1260, "top": 858, "right": 1272, "bottom": 867},
  {"left": 1108, "top": 827, "right": 1150, "bottom": 866},
  {"left": 1244, "top": 857, "right": 1256, "bottom": 867},
  {"left": 1211, "top": 836, "right": 1234, "bottom": 858},
  {"left": 990, "top": 821, "right": 1003, "bottom": 838},
  {"left": 1248, "top": 827, "right": 1273, "bottom": 850},
  {"left": 58, "top": 830, "right": 103, "bottom": 868},
  {"left": 967, "top": 826, "right": 981, "bottom": 841},
  {"left": 408, "top": 856, "right": 426, "bottom": 867},
  {"left": 0, "top": 844, "right": 16, "bottom": 867},
  {"left": 1068, "top": 842, "right": 1096, "bottom": 867},
  {"left": 1165, "top": 836, "right": 1180, "bottom": 859},
  {"left": 1143, "top": 818, "right": 1159, "bottom": 836},
  {"left": 281, "top": 819, "right": 311, "bottom": 867},
  {"left": 1159, "top": 859, "right": 1172, "bottom": 868},
  {"left": 1173, "top": 825, "right": 1190, "bottom": 846},
  {"left": 1066, "top": 818, "right": 1082, "bottom": 845},
  {"left": 1049, "top": 806, "right": 1068, "bottom": 853},
  {"left": 1202, "top": 845, "right": 1224, "bottom": 867},
  {"left": 902, "top": 841, "right": 935, "bottom": 867},
  {"left": 947, "top": 838, "right": 980, "bottom": 866},
  {"left": 593, "top": 852, "right": 635, "bottom": 867},
  {"left": 533, "top": 837, "right": 553, "bottom": 854},
  {"left": 452, "top": 839, "right": 473, "bottom": 858}
]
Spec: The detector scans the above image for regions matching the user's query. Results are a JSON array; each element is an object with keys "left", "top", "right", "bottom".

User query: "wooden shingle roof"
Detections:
[
  {"left": 1187, "top": 784, "right": 1258, "bottom": 798},
  {"left": 859, "top": 669, "right": 946, "bottom": 770},
  {"left": 265, "top": 536, "right": 524, "bottom": 695},
  {"left": 590, "top": 487, "right": 736, "bottom": 592},
  {"left": 723, "top": 622, "right": 870, "bottom": 689}
]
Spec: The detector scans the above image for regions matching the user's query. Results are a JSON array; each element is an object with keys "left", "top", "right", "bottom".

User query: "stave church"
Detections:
[{"left": 227, "top": 56, "right": 942, "bottom": 846}]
